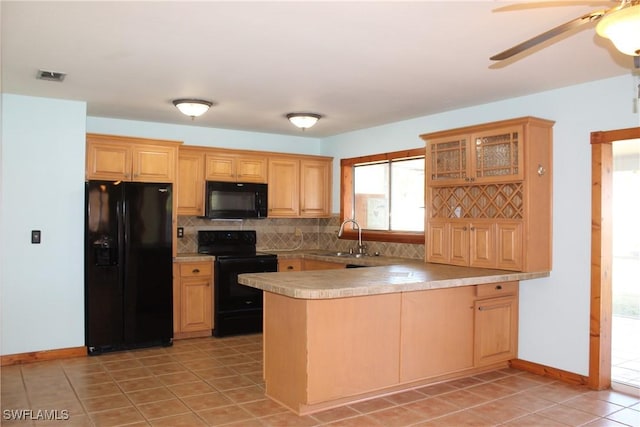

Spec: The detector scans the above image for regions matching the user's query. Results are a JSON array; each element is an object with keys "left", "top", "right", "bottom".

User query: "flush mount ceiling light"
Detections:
[
  {"left": 596, "top": 4, "right": 640, "bottom": 57},
  {"left": 172, "top": 99, "right": 213, "bottom": 119},
  {"left": 286, "top": 113, "right": 322, "bottom": 130}
]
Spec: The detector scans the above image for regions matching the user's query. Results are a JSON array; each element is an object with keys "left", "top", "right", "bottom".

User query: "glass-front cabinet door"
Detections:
[
  {"left": 427, "top": 136, "right": 468, "bottom": 186},
  {"left": 471, "top": 126, "right": 524, "bottom": 183}
]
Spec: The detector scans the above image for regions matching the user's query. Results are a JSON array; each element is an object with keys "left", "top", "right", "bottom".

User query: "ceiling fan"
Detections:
[{"left": 490, "top": 0, "right": 640, "bottom": 67}]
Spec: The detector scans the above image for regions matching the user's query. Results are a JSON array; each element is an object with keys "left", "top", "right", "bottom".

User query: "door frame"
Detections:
[{"left": 589, "top": 126, "right": 640, "bottom": 389}]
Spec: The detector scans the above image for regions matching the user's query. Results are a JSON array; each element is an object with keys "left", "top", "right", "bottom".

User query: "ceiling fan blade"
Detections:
[
  {"left": 490, "top": 10, "right": 607, "bottom": 60},
  {"left": 494, "top": 1, "right": 616, "bottom": 13}
]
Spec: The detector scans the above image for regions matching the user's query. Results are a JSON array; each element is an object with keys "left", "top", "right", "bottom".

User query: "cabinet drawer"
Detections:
[
  {"left": 476, "top": 281, "right": 518, "bottom": 298},
  {"left": 179, "top": 262, "right": 212, "bottom": 278},
  {"left": 279, "top": 259, "right": 303, "bottom": 272}
]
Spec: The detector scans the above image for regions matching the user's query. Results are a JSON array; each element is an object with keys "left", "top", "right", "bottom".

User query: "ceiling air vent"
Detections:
[{"left": 37, "top": 69, "right": 66, "bottom": 82}]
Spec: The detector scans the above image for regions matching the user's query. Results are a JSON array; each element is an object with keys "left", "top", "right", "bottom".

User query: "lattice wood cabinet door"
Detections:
[{"left": 421, "top": 116, "right": 554, "bottom": 272}]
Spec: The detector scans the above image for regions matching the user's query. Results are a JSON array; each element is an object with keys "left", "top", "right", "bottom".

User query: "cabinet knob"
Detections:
[
  {"left": 192, "top": 268, "right": 200, "bottom": 274},
  {"left": 496, "top": 285, "right": 502, "bottom": 290},
  {"left": 287, "top": 266, "right": 294, "bottom": 270},
  {"left": 463, "top": 227, "right": 468, "bottom": 231}
]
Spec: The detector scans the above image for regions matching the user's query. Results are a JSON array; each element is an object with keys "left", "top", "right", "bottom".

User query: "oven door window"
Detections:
[{"left": 215, "top": 257, "right": 276, "bottom": 312}]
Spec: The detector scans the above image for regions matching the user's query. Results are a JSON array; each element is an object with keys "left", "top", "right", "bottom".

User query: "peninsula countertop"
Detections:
[{"left": 238, "top": 252, "right": 549, "bottom": 299}]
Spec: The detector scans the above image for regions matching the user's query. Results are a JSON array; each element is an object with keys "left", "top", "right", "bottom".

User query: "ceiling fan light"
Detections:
[
  {"left": 286, "top": 113, "right": 322, "bottom": 130},
  {"left": 596, "top": 5, "right": 640, "bottom": 56},
  {"left": 172, "top": 99, "right": 213, "bottom": 117}
]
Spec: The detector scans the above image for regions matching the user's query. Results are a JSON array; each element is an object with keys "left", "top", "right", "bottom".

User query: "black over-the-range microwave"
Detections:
[{"left": 203, "top": 181, "right": 268, "bottom": 219}]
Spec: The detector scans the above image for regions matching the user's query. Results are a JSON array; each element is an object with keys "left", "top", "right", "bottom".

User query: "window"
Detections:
[{"left": 340, "top": 148, "right": 425, "bottom": 244}]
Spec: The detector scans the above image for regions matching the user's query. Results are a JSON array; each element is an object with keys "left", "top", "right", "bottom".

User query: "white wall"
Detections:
[
  {"left": 1, "top": 94, "right": 86, "bottom": 355},
  {"left": 321, "top": 74, "right": 640, "bottom": 375},
  {"left": 87, "top": 117, "right": 324, "bottom": 156}
]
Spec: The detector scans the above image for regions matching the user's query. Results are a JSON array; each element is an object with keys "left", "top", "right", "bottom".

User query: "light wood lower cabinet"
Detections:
[
  {"left": 474, "top": 282, "right": 519, "bottom": 366},
  {"left": 279, "top": 258, "right": 345, "bottom": 272},
  {"left": 302, "top": 259, "right": 345, "bottom": 271},
  {"left": 173, "top": 261, "right": 213, "bottom": 339},
  {"left": 400, "top": 287, "right": 475, "bottom": 381},
  {"left": 263, "top": 281, "right": 519, "bottom": 414},
  {"left": 279, "top": 258, "right": 304, "bottom": 272}
]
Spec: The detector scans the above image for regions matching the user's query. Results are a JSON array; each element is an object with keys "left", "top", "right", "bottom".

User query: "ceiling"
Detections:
[{"left": 1, "top": 1, "right": 636, "bottom": 138}]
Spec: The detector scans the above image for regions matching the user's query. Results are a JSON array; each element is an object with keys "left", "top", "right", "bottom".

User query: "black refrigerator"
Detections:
[{"left": 85, "top": 180, "right": 173, "bottom": 355}]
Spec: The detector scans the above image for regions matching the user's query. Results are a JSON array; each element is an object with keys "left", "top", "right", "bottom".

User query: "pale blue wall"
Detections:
[
  {"left": 2, "top": 75, "right": 638, "bottom": 376},
  {"left": 321, "top": 74, "right": 640, "bottom": 375},
  {"left": 1, "top": 94, "right": 86, "bottom": 354}
]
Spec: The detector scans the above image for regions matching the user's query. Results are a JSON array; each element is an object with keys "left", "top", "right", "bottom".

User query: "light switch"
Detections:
[{"left": 31, "top": 230, "right": 41, "bottom": 244}]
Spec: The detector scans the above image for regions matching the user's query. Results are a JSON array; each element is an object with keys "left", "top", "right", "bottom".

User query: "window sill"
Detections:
[{"left": 339, "top": 230, "right": 425, "bottom": 245}]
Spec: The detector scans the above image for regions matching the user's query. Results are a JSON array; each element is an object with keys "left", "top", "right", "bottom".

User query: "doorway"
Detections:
[
  {"left": 611, "top": 139, "right": 640, "bottom": 389},
  {"left": 590, "top": 127, "right": 640, "bottom": 391}
]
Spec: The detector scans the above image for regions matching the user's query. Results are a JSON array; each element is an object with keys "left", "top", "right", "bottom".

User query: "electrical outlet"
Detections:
[
  {"left": 177, "top": 227, "right": 184, "bottom": 238},
  {"left": 294, "top": 228, "right": 302, "bottom": 237}
]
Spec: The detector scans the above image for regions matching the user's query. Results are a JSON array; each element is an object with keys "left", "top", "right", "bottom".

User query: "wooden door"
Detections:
[
  {"left": 426, "top": 135, "right": 470, "bottom": 186},
  {"left": 205, "top": 154, "right": 236, "bottom": 181},
  {"left": 300, "top": 159, "right": 331, "bottom": 217},
  {"left": 180, "top": 277, "right": 212, "bottom": 332},
  {"left": 131, "top": 144, "right": 176, "bottom": 182},
  {"left": 268, "top": 158, "right": 299, "bottom": 217},
  {"left": 496, "top": 221, "right": 523, "bottom": 271},
  {"left": 474, "top": 296, "right": 518, "bottom": 366},
  {"left": 86, "top": 140, "right": 131, "bottom": 180},
  {"left": 449, "top": 222, "right": 470, "bottom": 266},
  {"left": 469, "top": 222, "right": 496, "bottom": 268},
  {"left": 400, "top": 287, "right": 475, "bottom": 381},
  {"left": 426, "top": 220, "right": 449, "bottom": 264},
  {"left": 177, "top": 151, "right": 204, "bottom": 215},
  {"left": 471, "top": 126, "right": 524, "bottom": 184},
  {"left": 236, "top": 156, "right": 267, "bottom": 183},
  {"left": 178, "top": 262, "right": 213, "bottom": 334}
]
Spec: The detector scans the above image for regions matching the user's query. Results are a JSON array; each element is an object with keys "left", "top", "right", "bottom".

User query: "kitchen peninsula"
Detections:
[{"left": 238, "top": 255, "right": 548, "bottom": 415}]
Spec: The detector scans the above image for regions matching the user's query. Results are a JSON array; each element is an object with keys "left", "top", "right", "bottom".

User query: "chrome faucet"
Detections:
[{"left": 338, "top": 218, "right": 367, "bottom": 254}]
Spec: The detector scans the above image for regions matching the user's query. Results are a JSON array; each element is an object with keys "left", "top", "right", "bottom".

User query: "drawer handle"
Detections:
[
  {"left": 496, "top": 285, "right": 502, "bottom": 290},
  {"left": 192, "top": 268, "right": 200, "bottom": 274},
  {"left": 287, "top": 266, "right": 294, "bottom": 270}
]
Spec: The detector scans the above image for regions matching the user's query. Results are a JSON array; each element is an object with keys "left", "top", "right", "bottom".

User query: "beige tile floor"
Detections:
[{"left": 1, "top": 334, "right": 640, "bottom": 427}]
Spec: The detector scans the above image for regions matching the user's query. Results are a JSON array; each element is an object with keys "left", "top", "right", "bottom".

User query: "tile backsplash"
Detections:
[{"left": 177, "top": 215, "right": 425, "bottom": 260}]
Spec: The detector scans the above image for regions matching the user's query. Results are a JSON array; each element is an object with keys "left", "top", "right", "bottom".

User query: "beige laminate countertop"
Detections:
[
  {"left": 173, "top": 253, "right": 215, "bottom": 263},
  {"left": 238, "top": 251, "right": 549, "bottom": 299}
]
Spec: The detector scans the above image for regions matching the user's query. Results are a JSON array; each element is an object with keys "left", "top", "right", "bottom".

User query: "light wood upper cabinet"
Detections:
[
  {"left": 426, "top": 125, "right": 523, "bottom": 187},
  {"left": 177, "top": 149, "right": 205, "bottom": 216},
  {"left": 268, "top": 157, "right": 300, "bottom": 217},
  {"left": 86, "top": 134, "right": 180, "bottom": 182},
  {"left": 422, "top": 117, "right": 553, "bottom": 272},
  {"left": 268, "top": 155, "right": 332, "bottom": 218},
  {"left": 205, "top": 153, "right": 267, "bottom": 183},
  {"left": 300, "top": 159, "right": 332, "bottom": 217}
]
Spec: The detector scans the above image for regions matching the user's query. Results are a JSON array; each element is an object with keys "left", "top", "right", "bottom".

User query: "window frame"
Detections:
[{"left": 340, "top": 147, "right": 425, "bottom": 244}]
